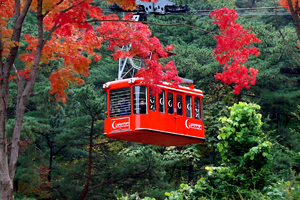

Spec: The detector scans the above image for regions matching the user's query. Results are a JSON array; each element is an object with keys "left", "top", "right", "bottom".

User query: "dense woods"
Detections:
[{"left": 1, "top": 0, "right": 300, "bottom": 199}]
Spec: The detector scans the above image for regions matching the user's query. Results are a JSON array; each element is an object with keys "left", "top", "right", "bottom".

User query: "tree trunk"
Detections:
[
  {"left": 79, "top": 119, "right": 95, "bottom": 200},
  {"left": 0, "top": 179, "right": 13, "bottom": 200},
  {"left": 8, "top": 0, "right": 44, "bottom": 184},
  {"left": 287, "top": 0, "right": 300, "bottom": 41},
  {"left": 0, "top": 32, "right": 13, "bottom": 200},
  {"left": 48, "top": 143, "right": 53, "bottom": 182},
  {"left": 0, "top": 1, "right": 43, "bottom": 199},
  {"left": 0, "top": 24, "right": 13, "bottom": 200}
]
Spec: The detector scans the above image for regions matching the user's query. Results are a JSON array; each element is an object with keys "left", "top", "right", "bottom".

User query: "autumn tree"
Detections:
[
  {"left": 0, "top": 0, "right": 178, "bottom": 199},
  {"left": 210, "top": 7, "right": 261, "bottom": 95}
]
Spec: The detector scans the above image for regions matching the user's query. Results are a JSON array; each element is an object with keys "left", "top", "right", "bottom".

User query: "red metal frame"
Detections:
[{"left": 103, "top": 78, "right": 205, "bottom": 146}]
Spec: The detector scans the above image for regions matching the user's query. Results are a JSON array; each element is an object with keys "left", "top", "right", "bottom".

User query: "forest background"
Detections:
[{"left": 2, "top": 0, "right": 300, "bottom": 199}]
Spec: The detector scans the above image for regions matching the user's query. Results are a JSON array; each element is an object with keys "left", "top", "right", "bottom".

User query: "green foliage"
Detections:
[
  {"left": 218, "top": 102, "right": 271, "bottom": 166},
  {"left": 164, "top": 102, "right": 273, "bottom": 200},
  {"left": 117, "top": 194, "right": 156, "bottom": 200},
  {"left": 267, "top": 105, "right": 300, "bottom": 182},
  {"left": 217, "top": 103, "right": 272, "bottom": 189},
  {"left": 14, "top": 194, "right": 37, "bottom": 200},
  {"left": 206, "top": 0, "right": 236, "bottom": 8},
  {"left": 164, "top": 179, "right": 300, "bottom": 200},
  {"left": 165, "top": 183, "right": 198, "bottom": 200},
  {"left": 262, "top": 180, "right": 300, "bottom": 200},
  {"left": 11, "top": 0, "right": 300, "bottom": 199}
]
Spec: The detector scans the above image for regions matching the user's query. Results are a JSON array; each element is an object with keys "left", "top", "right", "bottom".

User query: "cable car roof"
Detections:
[{"left": 103, "top": 78, "right": 203, "bottom": 96}]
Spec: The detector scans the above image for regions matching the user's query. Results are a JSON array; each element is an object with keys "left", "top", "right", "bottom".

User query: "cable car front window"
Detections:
[
  {"left": 186, "top": 95, "right": 192, "bottom": 118},
  {"left": 110, "top": 87, "right": 131, "bottom": 117},
  {"left": 133, "top": 86, "right": 147, "bottom": 114},
  {"left": 159, "top": 90, "right": 165, "bottom": 113},
  {"left": 167, "top": 93, "right": 173, "bottom": 114},
  {"left": 105, "top": 91, "right": 108, "bottom": 119},
  {"left": 149, "top": 88, "right": 156, "bottom": 111},
  {"left": 176, "top": 94, "right": 183, "bottom": 116},
  {"left": 195, "top": 97, "right": 201, "bottom": 120}
]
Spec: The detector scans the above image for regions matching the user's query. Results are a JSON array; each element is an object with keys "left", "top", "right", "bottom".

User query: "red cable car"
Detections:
[{"left": 103, "top": 78, "right": 205, "bottom": 146}]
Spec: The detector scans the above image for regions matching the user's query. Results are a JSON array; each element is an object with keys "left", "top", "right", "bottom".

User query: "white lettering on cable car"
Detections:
[
  {"left": 177, "top": 102, "right": 182, "bottom": 109},
  {"left": 159, "top": 98, "right": 164, "bottom": 105},
  {"left": 187, "top": 103, "right": 191, "bottom": 110},
  {"left": 168, "top": 100, "right": 172, "bottom": 107},
  {"left": 112, "top": 118, "right": 130, "bottom": 130},
  {"left": 185, "top": 119, "right": 202, "bottom": 130}
]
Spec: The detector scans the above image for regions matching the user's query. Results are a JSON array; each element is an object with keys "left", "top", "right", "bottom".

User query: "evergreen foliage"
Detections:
[{"left": 6, "top": 0, "right": 300, "bottom": 199}]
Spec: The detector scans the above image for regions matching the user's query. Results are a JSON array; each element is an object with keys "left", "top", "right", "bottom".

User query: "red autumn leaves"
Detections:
[
  {"left": 210, "top": 7, "right": 261, "bottom": 94},
  {"left": 1, "top": 0, "right": 262, "bottom": 100}
]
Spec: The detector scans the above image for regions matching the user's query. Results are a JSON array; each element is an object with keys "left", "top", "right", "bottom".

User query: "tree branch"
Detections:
[
  {"left": 62, "top": 0, "right": 85, "bottom": 14},
  {"left": 42, "top": 23, "right": 61, "bottom": 47},
  {"left": 274, "top": 0, "right": 300, "bottom": 63},
  {"left": 12, "top": 64, "right": 20, "bottom": 80},
  {"left": 287, "top": 0, "right": 300, "bottom": 40},
  {"left": 53, "top": 144, "right": 67, "bottom": 156},
  {"left": 15, "top": 0, "right": 21, "bottom": 19},
  {"left": 43, "top": 0, "right": 65, "bottom": 17},
  {"left": 6, "top": 0, "right": 32, "bottom": 68}
]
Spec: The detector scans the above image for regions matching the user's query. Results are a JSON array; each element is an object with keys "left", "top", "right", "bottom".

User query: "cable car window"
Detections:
[
  {"left": 195, "top": 97, "right": 201, "bottom": 120},
  {"left": 105, "top": 91, "right": 108, "bottom": 119},
  {"left": 167, "top": 93, "right": 173, "bottom": 114},
  {"left": 186, "top": 95, "right": 192, "bottom": 118},
  {"left": 159, "top": 90, "right": 165, "bottom": 113},
  {"left": 133, "top": 86, "right": 147, "bottom": 114},
  {"left": 110, "top": 87, "right": 131, "bottom": 117},
  {"left": 176, "top": 94, "right": 183, "bottom": 116},
  {"left": 149, "top": 88, "right": 156, "bottom": 111}
]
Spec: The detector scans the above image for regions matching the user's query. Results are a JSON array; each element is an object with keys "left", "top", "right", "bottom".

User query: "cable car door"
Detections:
[
  {"left": 166, "top": 92, "right": 176, "bottom": 133},
  {"left": 175, "top": 94, "right": 185, "bottom": 134}
]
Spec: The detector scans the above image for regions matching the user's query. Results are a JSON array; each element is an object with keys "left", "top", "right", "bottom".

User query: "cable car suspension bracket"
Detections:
[
  {"left": 109, "top": 0, "right": 190, "bottom": 15},
  {"left": 111, "top": 0, "right": 192, "bottom": 84}
]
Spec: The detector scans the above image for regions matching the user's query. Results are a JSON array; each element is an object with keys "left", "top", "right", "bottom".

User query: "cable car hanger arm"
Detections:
[{"left": 109, "top": 0, "right": 190, "bottom": 15}]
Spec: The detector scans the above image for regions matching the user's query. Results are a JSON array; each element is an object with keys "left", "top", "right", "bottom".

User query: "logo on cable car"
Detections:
[
  {"left": 112, "top": 118, "right": 130, "bottom": 130},
  {"left": 185, "top": 119, "right": 202, "bottom": 130}
]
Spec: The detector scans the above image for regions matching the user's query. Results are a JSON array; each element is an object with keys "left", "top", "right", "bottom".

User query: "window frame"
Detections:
[
  {"left": 149, "top": 88, "right": 156, "bottom": 112},
  {"left": 158, "top": 90, "right": 165, "bottom": 113},
  {"left": 133, "top": 86, "right": 148, "bottom": 115},
  {"left": 167, "top": 92, "right": 174, "bottom": 114},
  {"left": 176, "top": 94, "right": 183, "bottom": 116},
  {"left": 186, "top": 95, "right": 193, "bottom": 118},
  {"left": 194, "top": 96, "right": 201, "bottom": 120},
  {"left": 109, "top": 87, "right": 131, "bottom": 118}
]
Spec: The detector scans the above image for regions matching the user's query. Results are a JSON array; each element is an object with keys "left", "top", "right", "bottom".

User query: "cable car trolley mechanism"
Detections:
[{"left": 103, "top": 0, "right": 205, "bottom": 146}]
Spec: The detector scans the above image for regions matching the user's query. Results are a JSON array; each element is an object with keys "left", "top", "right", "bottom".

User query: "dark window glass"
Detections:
[
  {"left": 105, "top": 91, "right": 108, "bottom": 119},
  {"left": 110, "top": 87, "right": 131, "bottom": 117},
  {"left": 159, "top": 90, "right": 165, "bottom": 113},
  {"left": 176, "top": 95, "right": 183, "bottom": 116},
  {"left": 186, "top": 95, "right": 192, "bottom": 118},
  {"left": 149, "top": 88, "right": 156, "bottom": 111},
  {"left": 133, "top": 86, "right": 147, "bottom": 114},
  {"left": 167, "top": 93, "right": 173, "bottom": 114},
  {"left": 195, "top": 97, "right": 201, "bottom": 120}
]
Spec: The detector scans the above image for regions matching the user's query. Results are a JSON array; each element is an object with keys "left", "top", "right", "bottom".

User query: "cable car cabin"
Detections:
[{"left": 103, "top": 78, "right": 205, "bottom": 146}]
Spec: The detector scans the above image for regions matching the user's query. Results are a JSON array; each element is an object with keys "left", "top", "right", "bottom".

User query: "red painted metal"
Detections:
[{"left": 103, "top": 78, "right": 205, "bottom": 146}]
